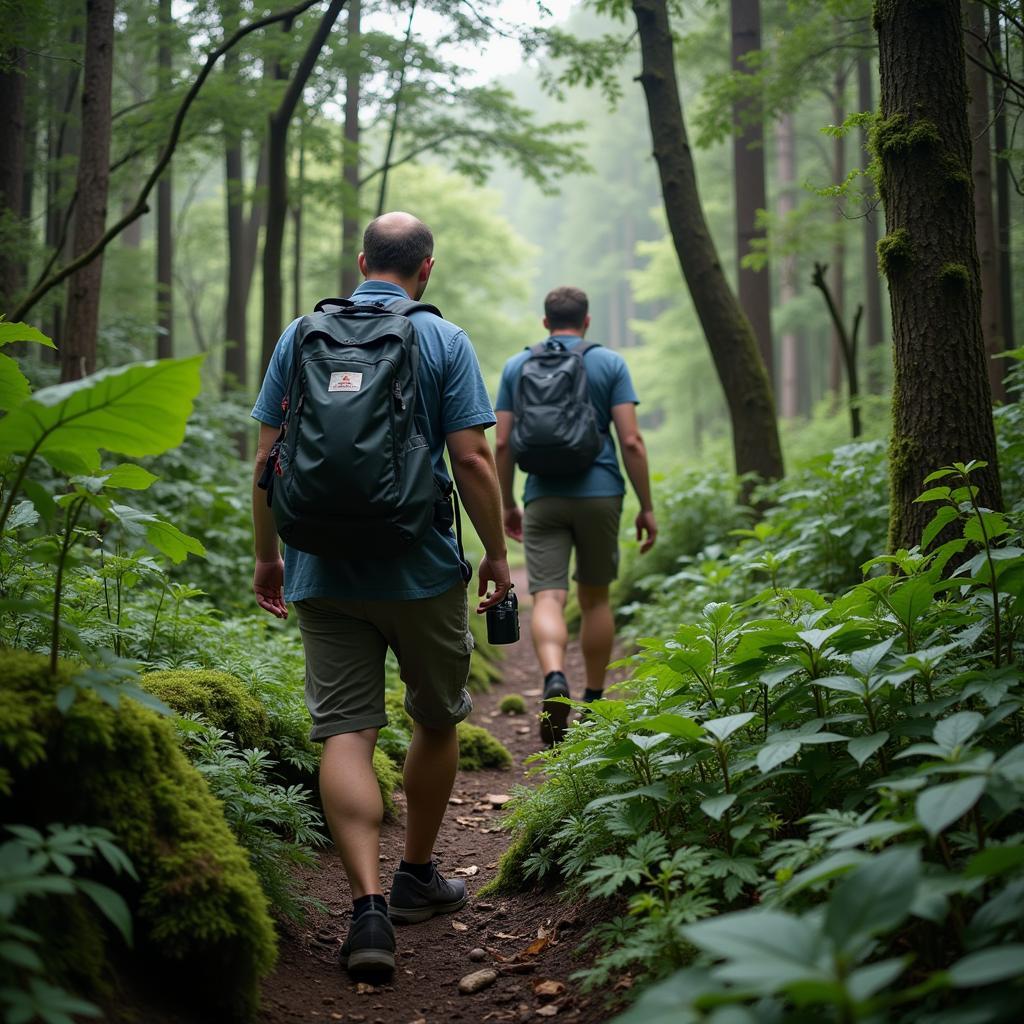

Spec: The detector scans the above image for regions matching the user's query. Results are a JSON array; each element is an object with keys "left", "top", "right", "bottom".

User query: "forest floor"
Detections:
[{"left": 253, "top": 572, "right": 624, "bottom": 1024}]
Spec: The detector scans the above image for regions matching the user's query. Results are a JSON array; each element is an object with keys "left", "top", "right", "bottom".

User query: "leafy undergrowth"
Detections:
[{"left": 496, "top": 368, "right": 1024, "bottom": 1023}]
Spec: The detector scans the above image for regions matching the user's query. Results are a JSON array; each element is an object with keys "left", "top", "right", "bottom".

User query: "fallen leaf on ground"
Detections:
[
  {"left": 484, "top": 946, "right": 510, "bottom": 962},
  {"left": 486, "top": 862, "right": 499, "bottom": 869},
  {"left": 452, "top": 920, "right": 469, "bottom": 932},
  {"left": 523, "top": 688, "right": 541, "bottom": 697},
  {"left": 613, "top": 974, "right": 634, "bottom": 992},
  {"left": 536, "top": 1006, "right": 559, "bottom": 1018},
  {"left": 524, "top": 935, "right": 551, "bottom": 956},
  {"left": 458, "top": 968, "right": 498, "bottom": 994},
  {"left": 448, "top": 797, "right": 466, "bottom": 805},
  {"left": 485, "top": 793, "right": 512, "bottom": 806},
  {"left": 354, "top": 981, "right": 375, "bottom": 994},
  {"left": 454, "top": 865, "right": 479, "bottom": 877},
  {"left": 533, "top": 980, "right": 566, "bottom": 1001},
  {"left": 499, "top": 961, "right": 535, "bottom": 975},
  {"left": 516, "top": 726, "right": 531, "bottom": 735}
]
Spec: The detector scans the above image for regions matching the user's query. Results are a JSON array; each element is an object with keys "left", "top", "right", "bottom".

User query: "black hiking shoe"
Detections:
[
  {"left": 388, "top": 862, "right": 468, "bottom": 924},
  {"left": 540, "top": 671, "right": 570, "bottom": 746},
  {"left": 339, "top": 908, "right": 395, "bottom": 979}
]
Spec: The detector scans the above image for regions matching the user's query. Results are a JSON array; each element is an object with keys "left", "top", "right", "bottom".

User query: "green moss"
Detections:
[
  {"left": 384, "top": 688, "right": 414, "bottom": 734},
  {"left": 938, "top": 262, "right": 970, "bottom": 288},
  {"left": 457, "top": 721, "right": 513, "bottom": 771},
  {"left": 477, "top": 831, "right": 535, "bottom": 896},
  {"left": 372, "top": 745, "right": 402, "bottom": 819},
  {"left": 499, "top": 694, "right": 527, "bottom": 715},
  {"left": 141, "top": 669, "right": 268, "bottom": 749},
  {"left": 877, "top": 228, "right": 914, "bottom": 277},
  {"left": 872, "top": 113, "right": 941, "bottom": 159},
  {"left": 940, "top": 154, "right": 971, "bottom": 190},
  {"left": 0, "top": 650, "right": 276, "bottom": 1022},
  {"left": 467, "top": 614, "right": 504, "bottom": 693}
]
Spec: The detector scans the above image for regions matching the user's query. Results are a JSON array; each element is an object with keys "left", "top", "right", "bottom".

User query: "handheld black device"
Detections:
[{"left": 486, "top": 586, "right": 520, "bottom": 645}]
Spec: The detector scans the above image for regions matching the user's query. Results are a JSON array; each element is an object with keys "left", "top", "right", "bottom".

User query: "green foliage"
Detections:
[
  {"left": 0, "top": 650, "right": 277, "bottom": 1022},
  {"left": 937, "top": 262, "right": 971, "bottom": 289},
  {"left": 873, "top": 112, "right": 942, "bottom": 157},
  {"left": 500, "top": 694, "right": 527, "bottom": 715},
  {"left": 457, "top": 722, "right": 513, "bottom": 772},
  {"left": 142, "top": 669, "right": 268, "bottom": 749},
  {"left": 877, "top": 227, "right": 915, "bottom": 277},
  {"left": 499, "top": 459, "right": 1024, "bottom": 1020},
  {"left": 373, "top": 746, "right": 403, "bottom": 820},
  {"left": 0, "top": 823, "right": 134, "bottom": 1024}
]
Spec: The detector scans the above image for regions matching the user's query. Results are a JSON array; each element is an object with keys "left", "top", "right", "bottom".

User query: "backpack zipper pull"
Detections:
[{"left": 393, "top": 380, "right": 406, "bottom": 411}]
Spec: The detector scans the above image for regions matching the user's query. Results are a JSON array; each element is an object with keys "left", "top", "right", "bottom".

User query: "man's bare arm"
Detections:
[
  {"left": 494, "top": 410, "right": 522, "bottom": 542},
  {"left": 252, "top": 422, "right": 288, "bottom": 618},
  {"left": 611, "top": 402, "right": 658, "bottom": 554}
]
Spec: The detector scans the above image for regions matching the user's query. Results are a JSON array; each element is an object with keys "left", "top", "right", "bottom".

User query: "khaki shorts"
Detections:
[
  {"left": 294, "top": 583, "right": 474, "bottom": 741},
  {"left": 523, "top": 495, "right": 624, "bottom": 593}
]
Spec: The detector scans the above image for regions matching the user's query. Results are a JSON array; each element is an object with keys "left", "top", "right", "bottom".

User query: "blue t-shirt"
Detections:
[
  {"left": 496, "top": 335, "right": 639, "bottom": 505},
  {"left": 252, "top": 280, "right": 496, "bottom": 602}
]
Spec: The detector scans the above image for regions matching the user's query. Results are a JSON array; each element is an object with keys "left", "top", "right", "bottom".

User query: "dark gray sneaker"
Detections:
[
  {"left": 540, "top": 671, "right": 570, "bottom": 745},
  {"left": 388, "top": 864, "right": 468, "bottom": 924},
  {"left": 339, "top": 908, "right": 395, "bottom": 978}
]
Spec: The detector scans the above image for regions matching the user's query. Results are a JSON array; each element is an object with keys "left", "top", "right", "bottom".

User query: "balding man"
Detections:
[{"left": 251, "top": 212, "right": 511, "bottom": 980}]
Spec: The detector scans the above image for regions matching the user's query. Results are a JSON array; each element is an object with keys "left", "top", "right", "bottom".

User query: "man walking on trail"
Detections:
[
  {"left": 250, "top": 211, "right": 511, "bottom": 980},
  {"left": 495, "top": 286, "right": 657, "bottom": 744}
]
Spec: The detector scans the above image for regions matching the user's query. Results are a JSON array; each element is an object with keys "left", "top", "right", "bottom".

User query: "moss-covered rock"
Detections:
[
  {"left": 499, "top": 694, "right": 527, "bottom": 715},
  {"left": 457, "top": 722, "right": 512, "bottom": 771},
  {"left": 0, "top": 650, "right": 276, "bottom": 1022},
  {"left": 141, "top": 669, "right": 268, "bottom": 749}
]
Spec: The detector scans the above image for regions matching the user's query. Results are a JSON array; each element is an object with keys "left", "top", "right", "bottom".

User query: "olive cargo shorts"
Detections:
[
  {"left": 294, "top": 582, "right": 474, "bottom": 741},
  {"left": 523, "top": 495, "right": 624, "bottom": 593}
]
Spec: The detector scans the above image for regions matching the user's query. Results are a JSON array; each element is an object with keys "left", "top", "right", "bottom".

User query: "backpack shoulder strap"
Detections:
[
  {"left": 387, "top": 297, "right": 443, "bottom": 319},
  {"left": 313, "top": 296, "right": 354, "bottom": 312},
  {"left": 575, "top": 341, "right": 601, "bottom": 357}
]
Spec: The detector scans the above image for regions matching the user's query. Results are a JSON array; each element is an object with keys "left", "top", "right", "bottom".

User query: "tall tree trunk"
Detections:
[
  {"left": 858, "top": 48, "right": 886, "bottom": 393},
  {"left": 775, "top": 113, "right": 800, "bottom": 419},
  {"left": 223, "top": 31, "right": 247, "bottom": 392},
  {"left": 990, "top": 9, "right": 1014, "bottom": 356},
  {"left": 829, "top": 66, "right": 847, "bottom": 404},
  {"left": 966, "top": 2, "right": 1004, "bottom": 401},
  {"left": 340, "top": 0, "right": 361, "bottom": 297},
  {"left": 631, "top": 0, "right": 784, "bottom": 483},
  {"left": 875, "top": 0, "right": 1001, "bottom": 550},
  {"left": 0, "top": 45, "right": 26, "bottom": 308},
  {"left": 155, "top": 0, "right": 174, "bottom": 359},
  {"left": 293, "top": 113, "right": 304, "bottom": 318},
  {"left": 60, "top": 0, "right": 116, "bottom": 382},
  {"left": 261, "top": 0, "right": 347, "bottom": 376},
  {"left": 730, "top": 0, "right": 773, "bottom": 381}
]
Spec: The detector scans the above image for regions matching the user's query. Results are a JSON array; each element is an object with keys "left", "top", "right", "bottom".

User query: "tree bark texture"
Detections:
[
  {"left": 632, "top": 0, "right": 784, "bottom": 484},
  {"left": 829, "top": 67, "right": 847, "bottom": 403},
  {"left": 965, "top": 2, "right": 1004, "bottom": 401},
  {"left": 155, "top": 0, "right": 174, "bottom": 359},
  {"left": 0, "top": 45, "right": 26, "bottom": 308},
  {"left": 261, "top": 0, "right": 347, "bottom": 376},
  {"left": 989, "top": 9, "right": 1014, "bottom": 354},
  {"left": 293, "top": 115, "right": 305, "bottom": 318},
  {"left": 340, "top": 0, "right": 361, "bottom": 297},
  {"left": 858, "top": 49, "right": 886, "bottom": 393},
  {"left": 875, "top": 0, "right": 1001, "bottom": 549},
  {"left": 775, "top": 113, "right": 800, "bottom": 419},
  {"left": 61, "top": 0, "right": 116, "bottom": 382},
  {"left": 730, "top": 0, "right": 773, "bottom": 382}
]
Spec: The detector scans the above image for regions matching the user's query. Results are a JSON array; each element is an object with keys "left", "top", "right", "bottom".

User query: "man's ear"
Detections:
[
  {"left": 418, "top": 256, "right": 434, "bottom": 282},
  {"left": 357, "top": 252, "right": 368, "bottom": 277},
  {"left": 542, "top": 317, "right": 551, "bottom": 331},
  {"left": 583, "top": 314, "right": 591, "bottom": 330}
]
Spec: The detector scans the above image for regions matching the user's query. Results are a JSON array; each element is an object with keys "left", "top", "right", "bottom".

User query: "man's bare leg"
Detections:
[
  {"left": 578, "top": 582, "right": 614, "bottom": 697},
  {"left": 320, "top": 729, "right": 384, "bottom": 898},
  {"left": 402, "top": 722, "right": 459, "bottom": 863},
  {"left": 531, "top": 588, "right": 569, "bottom": 674}
]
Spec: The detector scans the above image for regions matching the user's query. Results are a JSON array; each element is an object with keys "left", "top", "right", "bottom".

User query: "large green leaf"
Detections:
[
  {"left": 886, "top": 576, "right": 935, "bottom": 626},
  {"left": 0, "top": 357, "right": 203, "bottom": 471},
  {"left": 109, "top": 504, "right": 205, "bottom": 563},
  {"left": 0, "top": 353, "right": 31, "bottom": 410},
  {"left": 847, "top": 732, "right": 889, "bottom": 767},
  {"left": 634, "top": 712, "right": 703, "bottom": 739},
  {"left": 948, "top": 945, "right": 1024, "bottom": 987},
  {"left": 915, "top": 776, "right": 987, "bottom": 837},
  {"left": 703, "top": 712, "right": 756, "bottom": 742},
  {"left": 757, "top": 741, "right": 801, "bottom": 774},
  {"left": 700, "top": 793, "right": 738, "bottom": 821},
  {"left": 933, "top": 711, "right": 983, "bottom": 755},
  {"left": 0, "top": 321, "right": 55, "bottom": 348},
  {"left": 824, "top": 846, "right": 919, "bottom": 953}
]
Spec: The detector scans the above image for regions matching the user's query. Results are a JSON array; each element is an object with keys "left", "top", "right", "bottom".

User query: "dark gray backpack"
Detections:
[
  {"left": 258, "top": 296, "right": 445, "bottom": 558},
  {"left": 510, "top": 339, "right": 603, "bottom": 476}
]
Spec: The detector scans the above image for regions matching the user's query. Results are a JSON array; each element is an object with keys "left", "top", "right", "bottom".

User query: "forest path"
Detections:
[{"left": 256, "top": 571, "right": 615, "bottom": 1024}]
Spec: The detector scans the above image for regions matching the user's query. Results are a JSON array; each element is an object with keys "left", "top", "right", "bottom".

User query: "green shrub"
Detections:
[
  {"left": 468, "top": 613, "right": 503, "bottom": 692},
  {"left": 141, "top": 669, "right": 268, "bottom": 748},
  {"left": 499, "top": 693, "right": 527, "bottom": 715},
  {"left": 457, "top": 722, "right": 512, "bottom": 771},
  {"left": 373, "top": 746, "right": 402, "bottom": 819},
  {"left": 0, "top": 650, "right": 276, "bottom": 1022}
]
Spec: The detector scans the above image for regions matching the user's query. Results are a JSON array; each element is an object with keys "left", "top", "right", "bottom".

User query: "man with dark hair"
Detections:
[
  {"left": 495, "top": 286, "right": 657, "bottom": 742},
  {"left": 251, "top": 211, "right": 511, "bottom": 979}
]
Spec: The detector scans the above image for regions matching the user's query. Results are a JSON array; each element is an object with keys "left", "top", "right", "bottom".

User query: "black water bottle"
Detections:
[{"left": 486, "top": 586, "right": 520, "bottom": 645}]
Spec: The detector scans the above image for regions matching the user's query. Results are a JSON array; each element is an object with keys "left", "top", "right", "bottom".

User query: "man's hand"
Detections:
[
  {"left": 636, "top": 509, "right": 658, "bottom": 554},
  {"left": 254, "top": 558, "right": 288, "bottom": 619},
  {"left": 503, "top": 506, "right": 523, "bottom": 543},
  {"left": 476, "top": 553, "right": 512, "bottom": 612}
]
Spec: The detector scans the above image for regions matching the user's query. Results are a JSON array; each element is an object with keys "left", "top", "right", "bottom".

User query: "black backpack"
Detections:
[
  {"left": 509, "top": 339, "right": 603, "bottom": 476},
  {"left": 258, "top": 296, "right": 452, "bottom": 559}
]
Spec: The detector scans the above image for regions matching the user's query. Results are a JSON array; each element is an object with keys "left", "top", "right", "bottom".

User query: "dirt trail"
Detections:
[{"left": 256, "top": 574, "right": 616, "bottom": 1024}]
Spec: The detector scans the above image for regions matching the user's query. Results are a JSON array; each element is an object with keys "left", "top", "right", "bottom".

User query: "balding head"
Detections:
[{"left": 361, "top": 212, "right": 434, "bottom": 278}]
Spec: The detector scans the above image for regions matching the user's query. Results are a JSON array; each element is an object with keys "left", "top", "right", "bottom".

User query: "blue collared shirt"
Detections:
[
  {"left": 496, "top": 335, "right": 639, "bottom": 506},
  {"left": 252, "top": 280, "right": 496, "bottom": 601}
]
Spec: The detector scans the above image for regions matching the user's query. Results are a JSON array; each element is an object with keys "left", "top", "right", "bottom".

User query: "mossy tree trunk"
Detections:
[
  {"left": 632, "top": 0, "right": 784, "bottom": 484},
  {"left": 874, "top": 0, "right": 1002, "bottom": 550}
]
